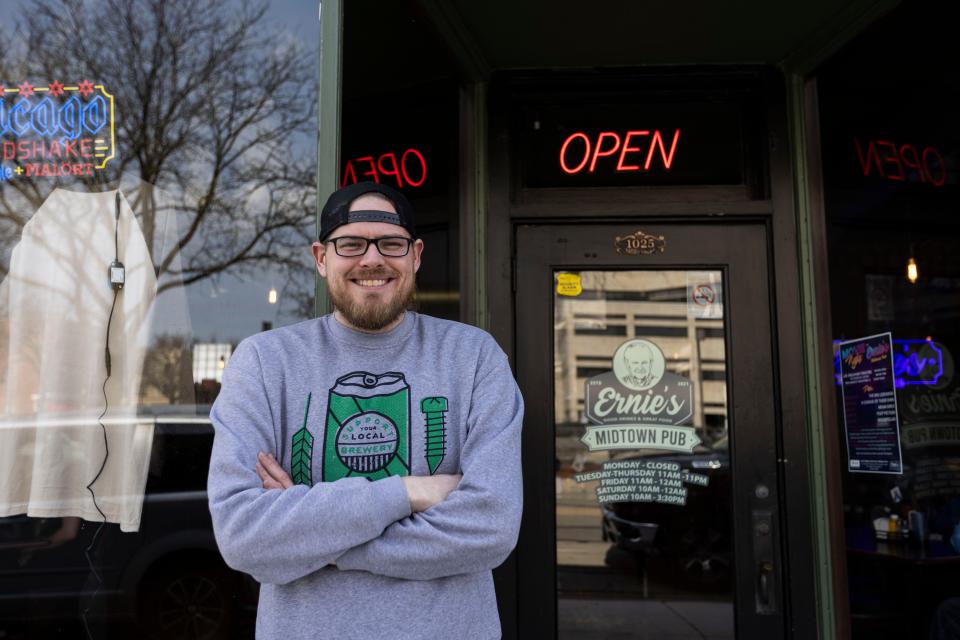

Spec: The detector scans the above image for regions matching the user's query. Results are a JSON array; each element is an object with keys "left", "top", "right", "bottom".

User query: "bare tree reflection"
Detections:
[
  {"left": 0, "top": 0, "right": 317, "bottom": 300},
  {"left": 140, "top": 334, "right": 193, "bottom": 404}
]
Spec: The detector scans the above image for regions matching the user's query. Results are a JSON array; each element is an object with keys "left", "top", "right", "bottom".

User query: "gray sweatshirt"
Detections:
[{"left": 207, "top": 312, "right": 523, "bottom": 639}]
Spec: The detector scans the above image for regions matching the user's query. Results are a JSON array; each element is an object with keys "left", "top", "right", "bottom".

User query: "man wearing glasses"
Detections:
[{"left": 207, "top": 182, "right": 523, "bottom": 640}]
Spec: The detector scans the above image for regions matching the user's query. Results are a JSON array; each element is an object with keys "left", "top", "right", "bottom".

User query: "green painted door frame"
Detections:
[
  {"left": 314, "top": 0, "right": 341, "bottom": 318},
  {"left": 784, "top": 72, "right": 840, "bottom": 640},
  {"left": 781, "top": 3, "right": 899, "bottom": 637},
  {"left": 459, "top": 81, "right": 489, "bottom": 330}
]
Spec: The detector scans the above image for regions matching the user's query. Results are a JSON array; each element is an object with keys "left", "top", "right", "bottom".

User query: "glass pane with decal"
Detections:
[{"left": 554, "top": 269, "right": 732, "bottom": 639}]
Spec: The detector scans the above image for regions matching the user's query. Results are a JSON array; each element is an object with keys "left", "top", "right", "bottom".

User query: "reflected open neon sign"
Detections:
[
  {"left": 559, "top": 129, "right": 680, "bottom": 175},
  {"left": 341, "top": 148, "right": 427, "bottom": 190},
  {"left": 854, "top": 137, "right": 947, "bottom": 186},
  {"left": 0, "top": 80, "right": 117, "bottom": 179}
]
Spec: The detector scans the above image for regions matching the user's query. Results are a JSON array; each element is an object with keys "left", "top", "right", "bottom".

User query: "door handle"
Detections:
[
  {"left": 757, "top": 561, "right": 774, "bottom": 608},
  {"left": 752, "top": 510, "right": 777, "bottom": 615}
]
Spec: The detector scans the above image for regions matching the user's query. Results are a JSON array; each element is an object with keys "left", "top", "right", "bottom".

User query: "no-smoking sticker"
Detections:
[
  {"left": 686, "top": 271, "right": 723, "bottom": 319},
  {"left": 693, "top": 284, "right": 716, "bottom": 306}
]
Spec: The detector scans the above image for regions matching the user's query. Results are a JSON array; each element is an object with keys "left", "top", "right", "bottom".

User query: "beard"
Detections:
[{"left": 327, "top": 267, "right": 416, "bottom": 331}]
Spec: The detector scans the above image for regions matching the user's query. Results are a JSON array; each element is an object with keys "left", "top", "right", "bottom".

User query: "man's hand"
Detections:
[
  {"left": 256, "top": 451, "right": 293, "bottom": 490},
  {"left": 402, "top": 474, "right": 462, "bottom": 512}
]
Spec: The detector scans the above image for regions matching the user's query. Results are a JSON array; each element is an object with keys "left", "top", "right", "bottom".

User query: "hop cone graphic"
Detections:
[{"left": 291, "top": 392, "right": 314, "bottom": 486}]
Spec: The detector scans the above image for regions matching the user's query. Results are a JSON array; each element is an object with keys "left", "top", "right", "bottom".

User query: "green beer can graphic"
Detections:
[{"left": 322, "top": 371, "right": 411, "bottom": 481}]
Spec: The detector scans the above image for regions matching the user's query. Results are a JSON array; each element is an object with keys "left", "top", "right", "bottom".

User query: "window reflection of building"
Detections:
[
  {"left": 554, "top": 271, "right": 727, "bottom": 440},
  {"left": 192, "top": 343, "right": 232, "bottom": 385},
  {"left": 553, "top": 270, "right": 729, "bottom": 576}
]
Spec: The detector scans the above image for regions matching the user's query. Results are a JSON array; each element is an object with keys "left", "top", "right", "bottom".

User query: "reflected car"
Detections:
[
  {"left": 600, "top": 437, "right": 732, "bottom": 590},
  {"left": 0, "top": 414, "right": 257, "bottom": 640}
]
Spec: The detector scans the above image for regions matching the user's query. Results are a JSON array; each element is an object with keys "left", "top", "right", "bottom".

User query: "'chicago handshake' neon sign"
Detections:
[{"left": 0, "top": 80, "right": 116, "bottom": 181}]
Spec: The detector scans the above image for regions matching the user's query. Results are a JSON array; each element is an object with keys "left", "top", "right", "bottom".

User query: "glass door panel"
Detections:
[{"left": 554, "top": 269, "right": 733, "bottom": 640}]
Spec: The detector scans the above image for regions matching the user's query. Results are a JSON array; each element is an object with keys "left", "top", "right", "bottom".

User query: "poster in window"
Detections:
[{"left": 839, "top": 332, "right": 903, "bottom": 474}]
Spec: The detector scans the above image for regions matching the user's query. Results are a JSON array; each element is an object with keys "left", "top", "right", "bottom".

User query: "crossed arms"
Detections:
[
  {"left": 206, "top": 339, "right": 524, "bottom": 585},
  {"left": 256, "top": 452, "right": 461, "bottom": 513}
]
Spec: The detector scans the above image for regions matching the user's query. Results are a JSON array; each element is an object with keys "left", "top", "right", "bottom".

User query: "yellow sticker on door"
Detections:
[{"left": 556, "top": 273, "right": 582, "bottom": 297}]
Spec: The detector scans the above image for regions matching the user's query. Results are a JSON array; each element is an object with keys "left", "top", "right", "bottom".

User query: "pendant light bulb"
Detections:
[
  {"left": 907, "top": 257, "right": 919, "bottom": 284},
  {"left": 268, "top": 287, "right": 278, "bottom": 304}
]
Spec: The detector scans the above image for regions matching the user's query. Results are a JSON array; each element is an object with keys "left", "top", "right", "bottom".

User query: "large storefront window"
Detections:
[
  {"left": 0, "top": 1, "right": 318, "bottom": 637},
  {"left": 818, "top": 3, "right": 960, "bottom": 637}
]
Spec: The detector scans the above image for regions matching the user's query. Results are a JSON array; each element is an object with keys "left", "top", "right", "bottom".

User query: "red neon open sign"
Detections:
[
  {"left": 855, "top": 138, "right": 946, "bottom": 186},
  {"left": 341, "top": 148, "right": 427, "bottom": 189},
  {"left": 559, "top": 129, "right": 680, "bottom": 175}
]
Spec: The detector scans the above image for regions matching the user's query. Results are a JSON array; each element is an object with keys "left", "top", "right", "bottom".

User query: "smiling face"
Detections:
[
  {"left": 624, "top": 344, "right": 653, "bottom": 381},
  {"left": 311, "top": 194, "right": 423, "bottom": 332}
]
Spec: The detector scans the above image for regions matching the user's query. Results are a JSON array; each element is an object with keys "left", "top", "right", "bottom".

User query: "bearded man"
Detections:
[{"left": 207, "top": 182, "right": 524, "bottom": 640}]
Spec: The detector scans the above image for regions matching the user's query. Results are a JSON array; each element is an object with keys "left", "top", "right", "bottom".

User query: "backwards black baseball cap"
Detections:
[{"left": 319, "top": 182, "right": 416, "bottom": 241}]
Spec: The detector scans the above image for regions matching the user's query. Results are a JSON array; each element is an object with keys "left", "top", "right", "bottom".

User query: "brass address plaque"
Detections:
[{"left": 614, "top": 230, "right": 666, "bottom": 255}]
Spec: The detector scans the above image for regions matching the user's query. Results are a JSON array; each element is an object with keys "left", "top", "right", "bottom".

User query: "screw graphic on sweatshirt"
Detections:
[
  {"left": 421, "top": 396, "right": 448, "bottom": 475},
  {"left": 291, "top": 392, "right": 314, "bottom": 486}
]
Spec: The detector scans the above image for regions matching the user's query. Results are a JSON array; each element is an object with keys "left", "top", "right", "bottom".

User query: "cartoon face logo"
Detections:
[{"left": 612, "top": 339, "right": 666, "bottom": 391}]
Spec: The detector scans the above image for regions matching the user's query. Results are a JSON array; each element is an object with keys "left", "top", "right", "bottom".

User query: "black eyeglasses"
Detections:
[{"left": 325, "top": 236, "right": 413, "bottom": 257}]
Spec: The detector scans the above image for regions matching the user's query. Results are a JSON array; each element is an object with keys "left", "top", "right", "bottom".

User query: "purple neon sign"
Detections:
[{"left": 834, "top": 339, "right": 945, "bottom": 388}]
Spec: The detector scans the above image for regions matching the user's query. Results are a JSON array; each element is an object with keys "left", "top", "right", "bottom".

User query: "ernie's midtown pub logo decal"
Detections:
[
  {"left": 581, "top": 338, "right": 700, "bottom": 453},
  {"left": 0, "top": 80, "right": 116, "bottom": 181}
]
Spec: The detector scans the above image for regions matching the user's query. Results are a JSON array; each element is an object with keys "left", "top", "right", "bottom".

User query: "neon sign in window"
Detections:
[
  {"left": 521, "top": 101, "right": 747, "bottom": 188},
  {"left": 559, "top": 129, "right": 680, "bottom": 175},
  {"left": 833, "top": 338, "right": 945, "bottom": 388},
  {"left": 0, "top": 80, "right": 116, "bottom": 180}
]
